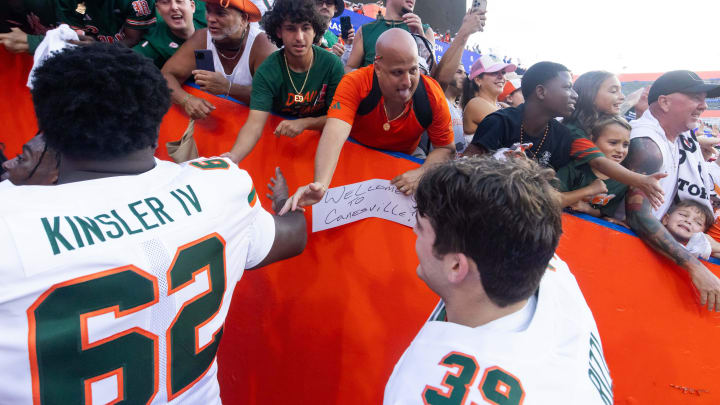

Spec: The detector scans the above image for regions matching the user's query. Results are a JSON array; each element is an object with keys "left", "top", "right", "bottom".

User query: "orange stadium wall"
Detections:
[{"left": 3, "top": 48, "right": 720, "bottom": 404}]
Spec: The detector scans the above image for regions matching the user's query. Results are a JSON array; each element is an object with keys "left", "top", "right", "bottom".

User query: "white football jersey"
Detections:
[
  {"left": 0, "top": 157, "right": 275, "bottom": 405},
  {"left": 384, "top": 255, "right": 613, "bottom": 405}
]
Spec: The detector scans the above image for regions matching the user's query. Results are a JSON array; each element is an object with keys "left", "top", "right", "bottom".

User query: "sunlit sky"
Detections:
[{"left": 463, "top": 0, "right": 720, "bottom": 75}]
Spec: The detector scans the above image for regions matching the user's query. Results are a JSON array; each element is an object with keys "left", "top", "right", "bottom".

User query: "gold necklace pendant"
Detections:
[
  {"left": 383, "top": 122, "right": 391, "bottom": 131},
  {"left": 294, "top": 94, "right": 304, "bottom": 103}
]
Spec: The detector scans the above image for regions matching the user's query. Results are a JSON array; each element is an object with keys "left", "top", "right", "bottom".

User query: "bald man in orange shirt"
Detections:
[{"left": 281, "top": 28, "right": 455, "bottom": 214}]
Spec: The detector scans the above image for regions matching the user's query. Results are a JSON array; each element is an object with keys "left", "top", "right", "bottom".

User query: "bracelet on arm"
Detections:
[{"left": 180, "top": 93, "right": 192, "bottom": 106}]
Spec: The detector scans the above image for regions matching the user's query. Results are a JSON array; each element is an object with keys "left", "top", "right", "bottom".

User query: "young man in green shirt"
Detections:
[
  {"left": 313, "top": 0, "right": 354, "bottom": 59},
  {"left": 344, "top": 0, "right": 434, "bottom": 72},
  {"left": 133, "top": 0, "right": 207, "bottom": 68},
  {"left": 224, "top": 0, "right": 344, "bottom": 164}
]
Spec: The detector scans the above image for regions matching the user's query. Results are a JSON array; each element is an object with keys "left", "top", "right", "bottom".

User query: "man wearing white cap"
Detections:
[
  {"left": 624, "top": 70, "right": 720, "bottom": 313},
  {"left": 462, "top": 54, "right": 516, "bottom": 138},
  {"left": 499, "top": 72, "right": 524, "bottom": 107}
]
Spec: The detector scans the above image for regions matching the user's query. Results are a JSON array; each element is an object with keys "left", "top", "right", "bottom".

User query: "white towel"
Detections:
[{"left": 27, "top": 24, "right": 79, "bottom": 89}]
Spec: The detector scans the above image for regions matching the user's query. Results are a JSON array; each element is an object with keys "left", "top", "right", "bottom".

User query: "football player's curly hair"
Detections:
[
  {"left": 415, "top": 156, "right": 562, "bottom": 308},
  {"left": 261, "top": 0, "right": 325, "bottom": 48},
  {"left": 30, "top": 42, "right": 170, "bottom": 160}
]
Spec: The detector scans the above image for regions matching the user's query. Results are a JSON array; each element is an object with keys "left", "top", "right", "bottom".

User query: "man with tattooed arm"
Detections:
[{"left": 624, "top": 70, "right": 720, "bottom": 312}]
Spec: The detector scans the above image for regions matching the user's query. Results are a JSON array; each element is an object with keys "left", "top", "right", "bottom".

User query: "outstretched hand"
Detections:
[
  {"left": 689, "top": 265, "right": 720, "bottom": 312},
  {"left": 0, "top": 27, "right": 29, "bottom": 53},
  {"left": 636, "top": 172, "right": 667, "bottom": 210},
  {"left": 391, "top": 168, "right": 423, "bottom": 196},
  {"left": 266, "top": 167, "right": 289, "bottom": 214},
  {"left": 278, "top": 182, "right": 326, "bottom": 215}
]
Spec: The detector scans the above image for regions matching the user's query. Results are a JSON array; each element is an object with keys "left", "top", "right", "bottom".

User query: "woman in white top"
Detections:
[{"left": 162, "top": 0, "right": 277, "bottom": 119}]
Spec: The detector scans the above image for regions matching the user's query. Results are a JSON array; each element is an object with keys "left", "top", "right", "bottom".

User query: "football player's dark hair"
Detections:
[
  {"left": 31, "top": 42, "right": 170, "bottom": 159},
  {"left": 415, "top": 156, "right": 562, "bottom": 307}
]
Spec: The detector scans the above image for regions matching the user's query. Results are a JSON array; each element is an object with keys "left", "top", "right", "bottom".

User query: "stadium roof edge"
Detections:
[{"left": 618, "top": 71, "right": 720, "bottom": 82}]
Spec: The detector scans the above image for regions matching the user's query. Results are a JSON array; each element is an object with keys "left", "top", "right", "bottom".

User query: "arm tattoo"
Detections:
[
  {"left": 624, "top": 138, "right": 699, "bottom": 269},
  {"left": 623, "top": 137, "right": 663, "bottom": 175}
]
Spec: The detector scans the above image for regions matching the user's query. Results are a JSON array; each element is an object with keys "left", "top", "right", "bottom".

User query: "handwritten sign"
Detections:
[{"left": 312, "top": 179, "right": 416, "bottom": 233}]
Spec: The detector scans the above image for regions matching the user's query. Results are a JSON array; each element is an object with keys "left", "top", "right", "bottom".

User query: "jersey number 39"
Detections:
[
  {"left": 27, "top": 233, "right": 227, "bottom": 404},
  {"left": 423, "top": 352, "right": 525, "bottom": 405}
]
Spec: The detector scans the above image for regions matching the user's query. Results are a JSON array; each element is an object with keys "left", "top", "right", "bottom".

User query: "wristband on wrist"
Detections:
[{"left": 180, "top": 93, "right": 192, "bottom": 106}]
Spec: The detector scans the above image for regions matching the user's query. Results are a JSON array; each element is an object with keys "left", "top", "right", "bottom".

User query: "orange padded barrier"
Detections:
[{"left": 4, "top": 46, "right": 720, "bottom": 403}]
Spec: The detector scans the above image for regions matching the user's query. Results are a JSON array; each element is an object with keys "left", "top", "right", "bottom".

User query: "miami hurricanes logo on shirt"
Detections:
[{"left": 588, "top": 193, "right": 615, "bottom": 206}]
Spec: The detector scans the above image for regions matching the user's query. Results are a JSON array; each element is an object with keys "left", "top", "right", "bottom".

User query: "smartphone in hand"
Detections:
[
  {"left": 340, "top": 16, "right": 351, "bottom": 40},
  {"left": 194, "top": 49, "right": 214, "bottom": 72},
  {"left": 472, "top": 0, "right": 487, "bottom": 11}
]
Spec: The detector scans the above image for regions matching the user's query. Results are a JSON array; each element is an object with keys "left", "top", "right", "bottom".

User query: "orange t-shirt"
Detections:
[{"left": 327, "top": 65, "right": 453, "bottom": 155}]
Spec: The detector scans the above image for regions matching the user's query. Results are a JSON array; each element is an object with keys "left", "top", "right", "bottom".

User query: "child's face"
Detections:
[
  {"left": 662, "top": 206, "right": 708, "bottom": 243},
  {"left": 595, "top": 123, "right": 630, "bottom": 164},
  {"left": 593, "top": 75, "right": 625, "bottom": 115}
]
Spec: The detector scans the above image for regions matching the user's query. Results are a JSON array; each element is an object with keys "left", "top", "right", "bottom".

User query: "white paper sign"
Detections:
[{"left": 312, "top": 179, "right": 417, "bottom": 232}]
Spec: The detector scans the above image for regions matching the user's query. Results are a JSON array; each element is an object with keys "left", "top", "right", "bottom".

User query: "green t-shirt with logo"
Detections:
[
  {"left": 57, "top": 0, "right": 156, "bottom": 42},
  {"left": 556, "top": 160, "right": 628, "bottom": 217},
  {"left": 133, "top": 2, "right": 206, "bottom": 68},
  {"left": 250, "top": 45, "right": 344, "bottom": 117},
  {"left": 320, "top": 29, "right": 339, "bottom": 49}
]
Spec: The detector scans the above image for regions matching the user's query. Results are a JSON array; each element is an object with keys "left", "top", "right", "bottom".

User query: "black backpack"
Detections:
[{"left": 356, "top": 71, "right": 433, "bottom": 130}]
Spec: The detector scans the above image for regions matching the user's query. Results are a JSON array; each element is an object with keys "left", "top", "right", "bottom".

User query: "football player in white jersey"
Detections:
[
  {"left": 0, "top": 43, "right": 306, "bottom": 404},
  {"left": 384, "top": 157, "right": 613, "bottom": 405}
]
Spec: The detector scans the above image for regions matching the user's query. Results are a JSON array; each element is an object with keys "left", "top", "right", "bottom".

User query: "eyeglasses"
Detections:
[{"left": 315, "top": 0, "right": 335, "bottom": 6}]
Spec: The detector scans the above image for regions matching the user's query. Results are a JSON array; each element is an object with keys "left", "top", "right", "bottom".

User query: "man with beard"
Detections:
[
  {"left": 223, "top": 0, "right": 345, "bottom": 163},
  {"left": 279, "top": 28, "right": 454, "bottom": 214},
  {"left": 0, "top": 133, "right": 59, "bottom": 186},
  {"left": 161, "top": 0, "right": 277, "bottom": 118},
  {"left": 313, "top": 0, "right": 353, "bottom": 59},
  {"left": 0, "top": 43, "right": 307, "bottom": 404},
  {"left": 133, "top": 0, "right": 207, "bottom": 68}
]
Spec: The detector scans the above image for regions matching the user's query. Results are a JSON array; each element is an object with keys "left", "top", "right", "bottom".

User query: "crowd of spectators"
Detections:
[{"left": 3, "top": 0, "right": 720, "bottom": 316}]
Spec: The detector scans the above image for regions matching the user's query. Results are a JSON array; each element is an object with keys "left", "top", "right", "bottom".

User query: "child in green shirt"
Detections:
[{"left": 557, "top": 115, "right": 631, "bottom": 219}]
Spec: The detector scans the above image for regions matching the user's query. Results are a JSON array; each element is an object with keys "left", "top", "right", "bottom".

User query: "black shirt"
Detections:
[{"left": 470, "top": 104, "right": 577, "bottom": 170}]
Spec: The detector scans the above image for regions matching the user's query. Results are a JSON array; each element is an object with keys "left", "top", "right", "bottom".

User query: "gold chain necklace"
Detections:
[
  {"left": 520, "top": 123, "right": 549, "bottom": 159},
  {"left": 213, "top": 28, "right": 247, "bottom": 61},
  {"left": 284, "top": 49, "right": 314, "bottom": 103},
  {"left": 382, "top": 100, "right": 409, "bottom": 131}
]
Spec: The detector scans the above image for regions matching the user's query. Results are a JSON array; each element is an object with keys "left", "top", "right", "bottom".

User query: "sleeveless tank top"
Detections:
[
  {"left": 206, "top": 24, "right": 261, "bottom": 87},
  {"left": 630, "top": 110, "right": 712, "bottom": 218}
]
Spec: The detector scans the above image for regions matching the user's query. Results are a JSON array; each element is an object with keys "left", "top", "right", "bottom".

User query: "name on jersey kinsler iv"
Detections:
[{"left": 40, "top": 184, "right": 202, "bottom": 255}]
